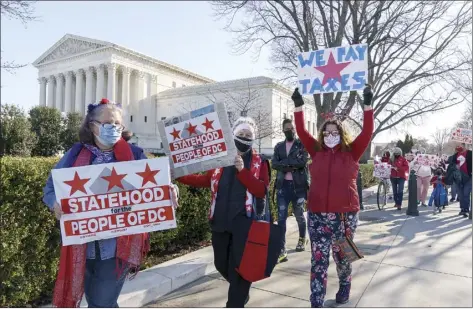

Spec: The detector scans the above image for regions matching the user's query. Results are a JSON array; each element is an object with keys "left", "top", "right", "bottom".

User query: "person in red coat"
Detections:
[
  {"left": 390, "top": 147, "right": 409, "bottom": 210},
  {"left": 176, "top": 117, "right": 269, "bottom": 308},
  {"left": 291, "top": 85, "right": 374, "bottom": 308}
]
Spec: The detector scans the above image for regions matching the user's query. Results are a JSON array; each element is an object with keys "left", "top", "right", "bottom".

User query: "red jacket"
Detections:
[
  {"left": 390, "top": 156, "right": 409, "bottom": 180},
  {"left": 294, "top": 109, "right": 374, "bottom": 213},
  {"left": 430, "top": 175, "right": 446, "bottom": 188}
]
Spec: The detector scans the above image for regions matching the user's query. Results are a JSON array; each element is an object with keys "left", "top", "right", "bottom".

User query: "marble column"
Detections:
[
  {"left": 85, "top": 66, "right": 95, "bottom": 107},
  {"left": 150, "top": 75, "right": 158, "bottom": 135},
  {"left": 64, "top": 71, "right": 74, "bottom": 113},
  {"left": 106, "top": 63, "right": 117, "bottom": 101},
  {"left": 95, "top": 64, "right": 105, "bottom": 102},
  {"left": 38, "top": 77, "right": 47, "bottom": 106},
  {"left": 55, "top": 73, "right": 65, "bottom": 111},
  {"left": 47, "top": 76, "right": 55, "bottom": 108},
  {"left": 75, "top": 69, "right": 85, "bottom": 114},
  {"left": 121, "top": 67, "right": 132, "bottom": 127}
]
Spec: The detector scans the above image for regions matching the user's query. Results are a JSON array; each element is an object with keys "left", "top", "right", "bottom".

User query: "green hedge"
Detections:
[
  {"left": 0, "top": 156, "right": 211, "bottom": 307},
  {"left": 0, "top": 156, "right": 376, "bottom": 307}
]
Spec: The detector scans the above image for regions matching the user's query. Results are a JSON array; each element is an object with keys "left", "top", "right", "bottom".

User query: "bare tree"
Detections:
[
  {"left": 210, "top": 0, "right": 472, "bottom": 158},
  {"left": 431, "top": 128, "right": 451, "bottom": 154},
  {"left": 1, "top": 1, "right": 38, "bottom": 73},
  {"left": 181, "top": 81, "right": 281, "bottom": 153}
]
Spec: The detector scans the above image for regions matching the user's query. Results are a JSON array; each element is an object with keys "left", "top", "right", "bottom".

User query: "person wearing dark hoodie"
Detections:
[
  {"left": 291, "top": 85, "right": 374, "bottom": 308},
  {"left": 272, "top": 118, "right": 309, "bottom": 263},
  {"left": 176, "top": 117, "right": 270, "bottom": 307},
  {"left": 449, "top": 144, "right": 472, "bottom": 217}
]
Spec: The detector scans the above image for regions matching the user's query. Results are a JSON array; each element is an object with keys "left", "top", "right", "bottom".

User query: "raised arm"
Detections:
[
  {"left": 291, "top": 88, "right": 317, "bottom": 157},
  {"left": 350, "top": 85, "right": 375, "bottom": 162},
  {"left": 237, "top": 160, "right": 270, "bottom": 198},
  {"left": 350, "top": 108, "right": 374, "bottom": 161}
]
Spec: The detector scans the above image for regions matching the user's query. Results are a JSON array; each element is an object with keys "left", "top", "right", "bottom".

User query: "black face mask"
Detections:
[
  {"left": 436, "top": 170, "right": 442, "bottom": 175},
  {"left": 234, "top": 137, "right": 253, "bottom": 153},
  {"left": 394, "top": 154, "right": 400, "bottom": 158},
  {"left": 284, "top": 130, "right": 295, "bottom": 141}
]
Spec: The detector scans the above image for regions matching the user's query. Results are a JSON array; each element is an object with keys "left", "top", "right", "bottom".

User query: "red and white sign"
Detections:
[
  {"left": 374, "top": 163, "right": 392, "bottom": 179},
  {"left": 415, "top": 154, "right": 439, "bottom": 168},
  {"left": 51, "top": 158, "right": 176, "bottom": 246},
  {"left": 451, "top": 127, "right": 472, "bottom": 144},
  {"left": 165, "top": 112, "right": 228, "bottom": 168}
]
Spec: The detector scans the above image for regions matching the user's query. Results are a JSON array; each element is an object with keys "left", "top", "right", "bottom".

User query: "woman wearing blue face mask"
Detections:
[{"left": 42, "top": 98, "right": 179, "bottom": 308}]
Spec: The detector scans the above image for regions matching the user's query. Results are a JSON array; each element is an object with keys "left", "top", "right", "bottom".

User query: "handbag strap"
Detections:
[{"left": 339, "top": 213, "right": 350, "bottom": 238}]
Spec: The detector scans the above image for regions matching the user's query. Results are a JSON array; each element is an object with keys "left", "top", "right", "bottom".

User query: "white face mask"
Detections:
[{"left": 324, "top": 135, "right": 341, "bottom": 148}]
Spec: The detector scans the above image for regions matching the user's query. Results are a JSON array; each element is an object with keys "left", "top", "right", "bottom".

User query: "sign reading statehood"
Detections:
[
  {"left": 157, "top": 103, "right": 238, "bottom": 178},
  {"left": 51, "top": 158, "right": 176, "bottom": 246}
]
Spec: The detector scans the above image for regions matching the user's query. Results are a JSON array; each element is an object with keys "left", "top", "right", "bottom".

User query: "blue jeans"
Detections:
[
  {"left": 451, "top": 183, "right": 458, "bottom": 200},
  {"left": 84, "top": 258, "right": 128, "bottom": 307},
  {"left": 458, "top": 177, "right": 472, "bottom": 212},
  {"left": 277, "top": 180, "right": 306, "bottom": 251},
  {"left": 390, "top": 178, "right": 406, "bottom": 207}
]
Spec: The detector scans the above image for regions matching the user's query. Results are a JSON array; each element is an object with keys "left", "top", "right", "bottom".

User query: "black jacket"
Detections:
[{"left": 271, "top": 139, "right": 309, "bottom": 197}]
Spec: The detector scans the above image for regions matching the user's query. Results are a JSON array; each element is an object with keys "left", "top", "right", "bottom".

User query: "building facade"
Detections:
[{"left": 34, "top": 34, "right": 317, "bottom": 155}]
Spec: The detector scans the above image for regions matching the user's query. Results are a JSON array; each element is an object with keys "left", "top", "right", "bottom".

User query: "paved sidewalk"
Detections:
[{"left": 147, "top": 193, "right": 472, "bottom": 307}]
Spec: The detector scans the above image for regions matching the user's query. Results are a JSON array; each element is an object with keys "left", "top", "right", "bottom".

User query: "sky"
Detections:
[{"left": 0, "top": 1, "right": 467, "bottom": 143}]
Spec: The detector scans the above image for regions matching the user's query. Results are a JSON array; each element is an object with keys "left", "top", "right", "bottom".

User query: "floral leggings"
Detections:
[{"left": 308, "top": 212, "right": 359, "bottom": 308}]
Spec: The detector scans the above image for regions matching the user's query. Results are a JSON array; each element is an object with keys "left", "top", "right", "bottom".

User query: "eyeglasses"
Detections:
[
  {"left": 322, "top": 131, "right": 339, "bottom": 137},
  {"left": 92, "top": 121, "right": 125, "bottom": 131}
]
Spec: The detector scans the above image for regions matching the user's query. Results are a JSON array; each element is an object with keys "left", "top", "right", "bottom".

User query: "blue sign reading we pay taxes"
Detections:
[{"left": 296, "top": 44, "right": 369, "bottom": 95}]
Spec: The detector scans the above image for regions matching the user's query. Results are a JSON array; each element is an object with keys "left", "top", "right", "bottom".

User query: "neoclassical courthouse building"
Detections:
[{"left": 34, "top": 34, "right": 317, "bottom": 154}]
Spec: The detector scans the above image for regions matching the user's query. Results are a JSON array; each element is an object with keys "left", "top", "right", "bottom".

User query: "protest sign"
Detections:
[
  {"left": 157, "top": 103, "right": 238, "bottom": 178},
  {"left": 373, "top": 163, "right": 392, "bottom": 179},
  {"left": 415, "top": 154, "right": 439, "bottom": 168},
  {"left": 52, "top": 158, "right": 176, "bottom": 246},
  {"left": 451, "top": 127, "right": 472, "bottom": 144},
  {"left": 296, "top": 44, "right": 368, "bottom": 95}
]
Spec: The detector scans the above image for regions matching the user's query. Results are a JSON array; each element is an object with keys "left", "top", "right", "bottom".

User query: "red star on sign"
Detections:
[
  {"left": 202, "top": 118, "right": 215, "bottom": 132},
  {"left": 314, "top": 52, "right": 351, "bottom": 86},
  {"left": 136, "top": 163, "right": 160, "bottom": 186},
  {"left": 186, "top": 122, "right": 198, "bottom": 136},
  {"left": 64, "top": 171, "right": 90, "bottom": 196},
  {"left": 102, "top": 167, "right": 127, "bottom": 191},
  {"left": 170, "top": 127, "right": 181, "bottom": 141}
]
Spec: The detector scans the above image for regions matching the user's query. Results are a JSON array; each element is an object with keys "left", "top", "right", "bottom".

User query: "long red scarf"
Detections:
[{"left": 52, "top": 139, "right": 150, "bottom": 307}]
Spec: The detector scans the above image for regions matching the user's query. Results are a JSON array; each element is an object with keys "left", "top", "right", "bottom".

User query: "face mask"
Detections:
[
  {"left": 394, "top": 154, "right": 400, "bottom": 158},
  {"left": 94, "top": 123, "right": 122, "bottom": 147},
  {"left": 436, "top": 170, "right": 442, "bottom": 175},
  {"left": 323, "top": 135, "right": 340, "bottom": 148},
  {"left": 284, "top": 130, "right": 294, "bottom": 141},
  {"left": 234, "top": 136, "right": 253, "bottom": 153}
]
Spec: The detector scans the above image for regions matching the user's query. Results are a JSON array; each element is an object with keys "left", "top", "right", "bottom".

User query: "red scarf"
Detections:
[
  {"left": 209, "top": 149, "right": 262, "bottom": 219},
  {"left": 52, "top": 139, "right": 150, "bottom": 307}
]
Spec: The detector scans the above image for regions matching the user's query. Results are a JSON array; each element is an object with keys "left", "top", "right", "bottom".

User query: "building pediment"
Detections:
[{"left": 33, "top": 34, "right": 112, "bottom": 66}]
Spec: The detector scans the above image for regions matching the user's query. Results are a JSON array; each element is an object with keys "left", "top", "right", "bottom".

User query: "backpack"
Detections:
[{"left": 445, "top": 162, "right": 462, "bottom": 185}]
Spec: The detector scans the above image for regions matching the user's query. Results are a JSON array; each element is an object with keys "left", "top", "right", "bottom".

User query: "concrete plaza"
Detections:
[{"left": 147, "top": 193, "right": 472, "bottom": 308}]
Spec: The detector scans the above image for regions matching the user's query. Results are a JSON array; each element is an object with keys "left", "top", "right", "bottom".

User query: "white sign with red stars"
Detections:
[
  {"left": 51, "top": 158, "right": 176, "bottom": 246},
  {"left": 451, "top": 127, "right": 472, "bottom": 144}
]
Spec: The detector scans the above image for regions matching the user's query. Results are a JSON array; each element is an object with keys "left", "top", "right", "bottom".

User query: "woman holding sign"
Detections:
[
  {"left": 176, "top": 117, "right": 273, "bottom": 308},
  {"left": 291, "top": 86, "right": 373, "bottom": 308},
  {"left": 43, "top": 99, "right": 179, "bottom": 308}
]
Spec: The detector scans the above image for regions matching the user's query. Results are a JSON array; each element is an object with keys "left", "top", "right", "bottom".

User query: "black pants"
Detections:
[{"left": 212, "top": 231, "right": 251, "bottom": 308}]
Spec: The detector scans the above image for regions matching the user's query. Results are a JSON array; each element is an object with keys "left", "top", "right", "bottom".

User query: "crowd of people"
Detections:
[
  {"left": 376, "top": 145, "right": 472, "bottom": 216},
  {"left": 41, "top": 84, "right": 471, "bottom": 308}
]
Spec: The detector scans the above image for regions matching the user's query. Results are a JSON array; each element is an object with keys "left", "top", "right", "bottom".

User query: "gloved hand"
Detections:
[
  {"left": 363, "top": 84, "right": 373, "bottom": 106},
  {"left": 291, "top": 88, "right": 305, "bottom": 107}
]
